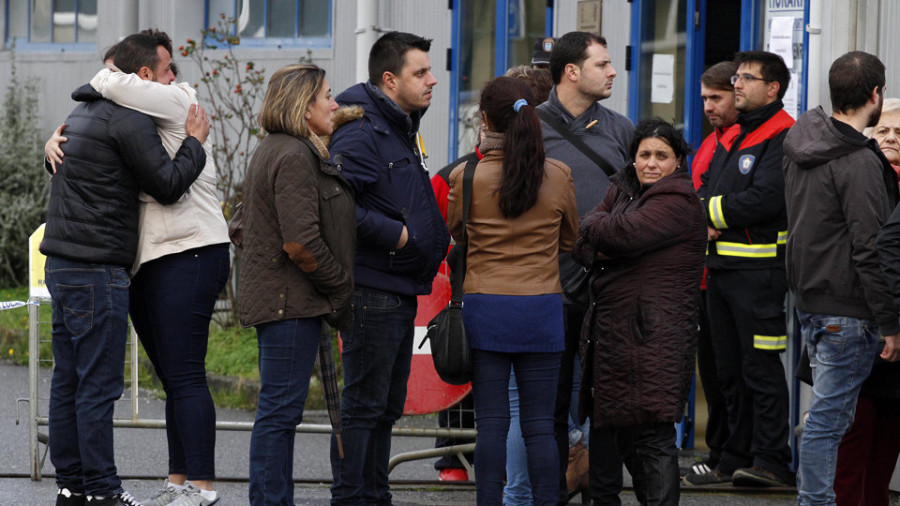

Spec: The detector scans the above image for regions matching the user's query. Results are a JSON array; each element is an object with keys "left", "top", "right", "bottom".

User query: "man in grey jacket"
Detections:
[
  {"left": 537, "top": 31, "right": 633, "bottom": 504},
  {"left": 784, "top": 51, "right": 900, "bottom": 506}
]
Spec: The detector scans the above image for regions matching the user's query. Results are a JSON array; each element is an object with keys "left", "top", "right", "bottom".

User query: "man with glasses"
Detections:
[{"left": 686, "top": 51, "right": 795, "bottom": 488}]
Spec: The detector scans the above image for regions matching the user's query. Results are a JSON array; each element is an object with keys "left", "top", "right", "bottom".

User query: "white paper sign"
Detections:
[
  {"left": 769, "top": 17, "right": 794, "bottom": 68},
  {"left": 651, "top": 54, "right": 675, "bottom": 104},
  {"left": 784, "top": 72, "right": 800, "bottom": 119}
]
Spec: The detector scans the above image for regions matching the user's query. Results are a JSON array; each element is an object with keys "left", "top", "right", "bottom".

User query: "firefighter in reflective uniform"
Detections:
[{"left": 686, "top": 51, "right": 795, "bottom": 488}]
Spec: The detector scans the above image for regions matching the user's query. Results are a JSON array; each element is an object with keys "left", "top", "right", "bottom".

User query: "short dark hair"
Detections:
[
  {"left": 113, "top": 33, "right": 168, "bottom": 74},
  {"left": 549, "top": 32, "right": 607, "bottom": 85},
  {"left": 733, "top": 51, "right": 790, "bottom": 100},
  {"left": 140, "top": 28, "right": 173, "bottom": 60},
  {"left": 105, "top": 29, "right": 173, "bottom": 70},
  {"left": 368, "top": 31, "right": 432, "bottom": 86},
  {"left": 829, "top": 51, "right": 885, "bottom": 114},
  {"left": 629, "top": 118, "right": 692, "bottom": 163},
  {"left": 701, "top": 61, "right": 738, "bottom": 91}
]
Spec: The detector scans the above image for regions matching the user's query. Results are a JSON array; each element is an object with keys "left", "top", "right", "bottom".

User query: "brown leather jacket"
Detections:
[
  {"left": 238, "top": 134, "right": 355, "bottom": 329},
  {"left": 446, "top": 144, "right": 578, "bottom": 296}
]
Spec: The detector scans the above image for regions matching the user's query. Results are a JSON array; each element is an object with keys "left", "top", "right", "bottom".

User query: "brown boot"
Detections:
[{"left": 566, "top": 437, "right": 590, "bottom": 501}]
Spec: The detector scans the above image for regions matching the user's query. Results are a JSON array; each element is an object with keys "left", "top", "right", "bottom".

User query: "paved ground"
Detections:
[{"left": 0, "top": 359, "right": 803, "bottom": 505}]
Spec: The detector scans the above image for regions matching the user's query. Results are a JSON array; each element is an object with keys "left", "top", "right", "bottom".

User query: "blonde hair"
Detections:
[
  {"left": 865, "top": 97, "right": 900, "bottom": 137},
  {"left": 258, "top": 63, "right": 326, "bottom": 138}
]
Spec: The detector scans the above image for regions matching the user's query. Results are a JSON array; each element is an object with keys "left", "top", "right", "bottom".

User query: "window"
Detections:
[
  {"left": 206, "top": 0, "right": 331, "bottom": 48},
  {"left": 6, "top": 0, "right": 97, "bottom": 47}
]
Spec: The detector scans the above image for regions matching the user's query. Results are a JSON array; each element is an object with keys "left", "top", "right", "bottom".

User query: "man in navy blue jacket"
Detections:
[{"left": 328, "top": 31, "right": 450, "bottom": 505}]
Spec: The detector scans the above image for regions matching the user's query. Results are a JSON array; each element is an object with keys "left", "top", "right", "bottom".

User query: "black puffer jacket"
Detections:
[
  {"left": 40, "top": 84, "right": 206, "bottom": 267},
  {"left": 573, "top": 166, "right": 706, "bottom": 427}
]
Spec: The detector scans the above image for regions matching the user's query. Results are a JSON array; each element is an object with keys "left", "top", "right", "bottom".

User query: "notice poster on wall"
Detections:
[
  {"left": 651, "top": 54, "right": 675, "bottom": 104},
  {"left": 769, "top": 17, "right": 795, "bottom": 69}
]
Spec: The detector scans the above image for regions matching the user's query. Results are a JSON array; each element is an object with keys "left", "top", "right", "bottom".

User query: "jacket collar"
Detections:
[
  {"left": 614, "top": 162, "right": 691, "bottom": 197},
  {"left": 72, "top": 83, "right": 103, "bottom": 102},
  {"left": 737, "top": 99, "right": 784, "bottom": 131},
  {"left": 363, "top": 81, "right": 424, "bottom": 136}
]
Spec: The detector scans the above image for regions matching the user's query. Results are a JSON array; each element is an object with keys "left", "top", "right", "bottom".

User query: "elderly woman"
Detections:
[
  {"left": 239, "top": 64, "right": 355, "bottom": 506},
  {"left": 572, "top": 118, "right": 706, "bottom": 506},
  {"left": 831, "top": 97, "right": 900, "bottom": 506}
]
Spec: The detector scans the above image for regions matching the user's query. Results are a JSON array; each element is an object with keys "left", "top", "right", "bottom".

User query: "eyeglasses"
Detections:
[{"left": 730, "top": 73, "right": 771, "bottom": 85}]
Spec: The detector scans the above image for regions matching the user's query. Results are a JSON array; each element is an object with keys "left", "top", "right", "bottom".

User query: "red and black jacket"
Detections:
[{"left": 698, "top": 99, "right": 794, "bottom": 271}]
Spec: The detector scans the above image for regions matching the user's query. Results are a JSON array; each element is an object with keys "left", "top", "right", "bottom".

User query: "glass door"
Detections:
[
  {"left": 628, "top": 0, "right": 688, "bottom": 126},
  {"left": 449, "top": 0, "right": 550, "bottom": 162}
]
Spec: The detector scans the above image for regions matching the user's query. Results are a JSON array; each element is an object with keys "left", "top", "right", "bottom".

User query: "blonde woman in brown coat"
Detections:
[{"left": 238, "top": 64, "right": 355, "bottom": 506}]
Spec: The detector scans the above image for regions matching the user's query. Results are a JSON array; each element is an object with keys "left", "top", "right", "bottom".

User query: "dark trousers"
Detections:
[
  {"left": 696, "top": 290, "right": 729, "bottom": 466},
  {"left": 833, "top": 395, "right": 900, "bottom": 506},
  {"left": 249, "top": 317, "right": 321, "bottom": 506},
  {"left": 130, "top": 244, "right": 230, "bottom": 480},
  {"left": 557, "top": 305, "right": 623, "bottom": 505},
  {"left": 706, "top": 268, "right": 791, "bottom": 480},
  {"left": 471, "top": 349, "right": 561, "bottom": 506},
  {"left": 613, "top": 423, "right": 680, "bottom": 506},
  {"left": 434, "top": 394, "right": 475, "bottom": 470},
  {"left": 331, "top": 287, "right": 417, "bottom": 506},
  {"left": 46, "top": 256, "right": 129, "bottom": 497}
]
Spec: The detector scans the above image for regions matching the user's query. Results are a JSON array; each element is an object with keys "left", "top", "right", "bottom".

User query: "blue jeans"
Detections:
[
  {"left": 505, "top": 370, "right": 531, "bottom": 506},
  {"left": 249, "top": 317, "right": 321, "bottom": 506},
  {"left": 797, "top": 311, "right": 881, "bottom": 506},
  {"left": 46, "top": 256, "right": 129, "bottom": 496},
  {"left": 472, "top": 349, "right": 561, "bottom": 506},
  {"left": 331, "top": 287, "right": 417, "bottom": 506},
  {"left": 130, "top": 244, "right": 230, "bottom": 480}
]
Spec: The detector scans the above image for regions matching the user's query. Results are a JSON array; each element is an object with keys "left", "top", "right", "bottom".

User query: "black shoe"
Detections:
[
  {"left": 679, "top": 459, "right": 715, "bottom": 478},
  {"left": 682, "top": 468, "right": 732, "bottom": 486},
  {"left": 732, "top": 466, "right": 791, "bottom": 487},
  {"left": 57, "top": 488, "right": 86, "bottom": 506},
  {"left": 86, "top": 491, "right": 143, "bottom": 506}
]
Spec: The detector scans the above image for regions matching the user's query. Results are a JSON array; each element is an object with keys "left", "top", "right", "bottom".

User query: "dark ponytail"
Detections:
[{"left": 480, "top": 76, "right": 546, "bottom": 218}]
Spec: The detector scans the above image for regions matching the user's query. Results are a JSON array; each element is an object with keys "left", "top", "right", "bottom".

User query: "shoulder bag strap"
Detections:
[
  {"left": 537, "top": 108, "right": 618, "bottom": 178},
  {"left": 450, "top": 157, "right": 477, "bottom": 302}
]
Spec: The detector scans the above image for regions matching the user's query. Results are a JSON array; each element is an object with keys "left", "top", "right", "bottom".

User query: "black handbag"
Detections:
[{"left": 422, "top": 157, "right": 477, "bottom": 385}]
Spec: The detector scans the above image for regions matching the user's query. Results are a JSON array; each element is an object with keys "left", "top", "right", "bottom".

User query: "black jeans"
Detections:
[{"left": 613, "top": 422, "right": 680, "bottom": 506}]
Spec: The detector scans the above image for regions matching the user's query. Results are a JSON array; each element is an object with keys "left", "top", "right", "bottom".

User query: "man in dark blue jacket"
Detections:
[
  {"left": 40, "top": 33, "right": 209, "bottom": 506},
  {"left": 328, "top": 31, "right": 450, "bottom": 505}
]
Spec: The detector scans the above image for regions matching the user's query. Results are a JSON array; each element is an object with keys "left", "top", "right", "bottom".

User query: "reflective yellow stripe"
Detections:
[
  {"left": 708, "top": 195, "right": 728, "bottom": 229},
  {"left": 715, "top": 241, "right": 778, "bottom": 258},
  {"left": 754, "top": 335, "right": 787, "bottom": 350},
  {"left": 777, "top": 230, "right": 787, "bottom": 245}
]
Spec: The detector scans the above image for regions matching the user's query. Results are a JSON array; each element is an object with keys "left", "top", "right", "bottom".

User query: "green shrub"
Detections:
[{"left": 0, "top": 49, "right": 48, "bottom": 287}]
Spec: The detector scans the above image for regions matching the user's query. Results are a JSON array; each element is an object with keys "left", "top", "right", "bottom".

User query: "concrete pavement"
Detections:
[{"left": 0, "top": 358, "right": 798, "bottom": 505}]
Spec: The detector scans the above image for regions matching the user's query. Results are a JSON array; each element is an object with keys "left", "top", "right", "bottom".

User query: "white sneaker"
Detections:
[
  {"left": 141, "top": 483, "right": 181, "bottom": 506},
  {"left": 167, "top": 482, "right": 219, "bottom": 506}
]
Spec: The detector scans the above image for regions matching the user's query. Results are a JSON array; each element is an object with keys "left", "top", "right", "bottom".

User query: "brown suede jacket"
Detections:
[{"left": 446, "top": 133, "right": 579, "bottom": 296}]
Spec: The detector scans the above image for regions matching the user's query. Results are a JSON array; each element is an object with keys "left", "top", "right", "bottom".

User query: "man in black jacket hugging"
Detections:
[{"left": 40, "top": 32, "right": 210, "bottom": 506}]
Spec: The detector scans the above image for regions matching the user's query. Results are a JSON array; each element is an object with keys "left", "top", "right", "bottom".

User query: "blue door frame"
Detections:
[{"left": 448, "top": 0, "right": 554, "bottom": 164}]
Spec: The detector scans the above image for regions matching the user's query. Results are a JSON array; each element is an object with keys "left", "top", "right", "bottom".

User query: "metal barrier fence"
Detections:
[{"left": 21, "top": 297, "right": 476, "bottom": 481}]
